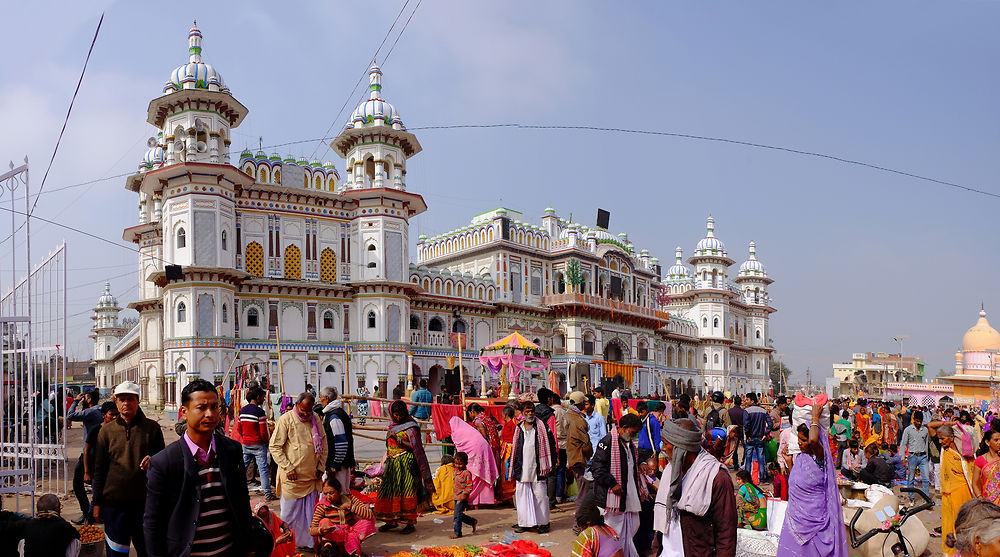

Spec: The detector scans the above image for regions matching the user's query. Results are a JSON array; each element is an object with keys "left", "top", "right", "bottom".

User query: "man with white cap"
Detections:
[
  {"left": 92, "top": 381, "right": 165, "bottom": 557},
  {"left": 653, "top": 418, "right": 736, "bottom": 557}
]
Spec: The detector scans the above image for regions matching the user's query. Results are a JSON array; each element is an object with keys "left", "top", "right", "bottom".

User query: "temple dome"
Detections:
[
  {"left": 163, "top": 23, "right": 231, "bottom": 95},
  {"left": 962, "top": 309, "right": 1000, "bottom": 352}
]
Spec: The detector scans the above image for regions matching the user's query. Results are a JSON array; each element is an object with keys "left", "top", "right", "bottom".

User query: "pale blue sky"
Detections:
[{"left": 1, "top": 2, "right": 997, "bottom": 381}]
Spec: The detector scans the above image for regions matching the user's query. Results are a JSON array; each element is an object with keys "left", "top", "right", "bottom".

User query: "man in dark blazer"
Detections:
[{"left": 144, "top": 379, "right": 252, "bottom": 557}]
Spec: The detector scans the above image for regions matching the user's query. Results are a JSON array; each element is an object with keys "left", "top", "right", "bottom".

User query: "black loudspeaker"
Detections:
[
  {"left": 596, "top": 208, "right": 610, "bottom": 229},
  {"left": 610, "top": 276, "right": 622, "bottom": 297},
  {"left": 501, "top": 218, "right": 510, "bottom": 240},
  {"left": 165, "top": 265, "right": 183, "bottom": 280}
]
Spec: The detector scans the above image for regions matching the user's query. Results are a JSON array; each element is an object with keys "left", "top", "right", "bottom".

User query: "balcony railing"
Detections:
[
  {"left": 542, "top": 293, "right": 669, "bottom": 321},
  {"left": 426, "top": 331, "right": 447, "bottom": 348}
]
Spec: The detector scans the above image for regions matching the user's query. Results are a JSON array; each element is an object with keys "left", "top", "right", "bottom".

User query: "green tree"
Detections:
[
  {"left": 565, "top": 259, "right": 584, "bottom": 293},
  {"left": 769, "top": 360, "right": 791, "bottom": 394}
]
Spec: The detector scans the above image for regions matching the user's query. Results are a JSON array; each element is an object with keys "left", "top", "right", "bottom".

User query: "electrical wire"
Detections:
[
  {"left": 29, "top": 13, "right": 104, "bottom": 217},
  {"left": 307, "top": 0, "right": 412, "bottom": 160},
  {"left": 404, "top": 123, "right": 1000, "bottom": 200}
]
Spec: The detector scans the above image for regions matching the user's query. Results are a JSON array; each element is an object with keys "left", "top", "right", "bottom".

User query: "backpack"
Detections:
[{"left": 705, "top": 405, "right": 722, "bottom": 431}]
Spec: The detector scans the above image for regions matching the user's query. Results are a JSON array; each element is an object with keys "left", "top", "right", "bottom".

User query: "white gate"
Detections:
[{"left": 0, "top": 159, "right": 69, "bottom": 512}]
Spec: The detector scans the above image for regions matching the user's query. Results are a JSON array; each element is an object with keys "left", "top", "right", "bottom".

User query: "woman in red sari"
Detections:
[{"left": 253, "top": 498, "right": 296, "bottom": 557}]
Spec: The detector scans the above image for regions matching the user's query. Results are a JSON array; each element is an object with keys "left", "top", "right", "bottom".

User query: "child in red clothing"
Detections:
[
  {"left": 767, "top": 462, "right": 788, "bottom": 501},
  {"left": 450, "top": 452, "right": 478, "bottom": 539}
]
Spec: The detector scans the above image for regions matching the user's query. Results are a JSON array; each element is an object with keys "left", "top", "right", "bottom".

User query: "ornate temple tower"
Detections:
[
  {"left": 735, "top": 241, "right": 775, "bottom": 386},
  {"left": 90, "top": 283, "right": 127, "bottom": 389},
  {"left": 331, "top": 63, "right": 426, "bottom": 391},
  {"left": 127, "top": 23, "right": 251, "bottom": 405}
]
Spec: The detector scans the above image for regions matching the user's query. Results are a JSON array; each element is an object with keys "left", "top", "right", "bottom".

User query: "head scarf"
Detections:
[
  {"left": 660, "top": 418, "right": 703, "bottom": 510},
  {"left": 389, "top": 399, "right": 411, "bottom": 424}
]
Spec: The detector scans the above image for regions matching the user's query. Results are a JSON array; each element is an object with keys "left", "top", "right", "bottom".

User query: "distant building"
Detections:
[
  {"left": 941, "top": 308, "right": 1000, "bottom": 405},
  {"left": 833, "top": 351, "right": 925, "bottom": 399}
]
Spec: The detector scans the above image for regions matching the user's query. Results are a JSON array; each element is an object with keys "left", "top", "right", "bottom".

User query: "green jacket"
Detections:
[{"left": 93, "top": 409, "right": 165, "bottom": 507}]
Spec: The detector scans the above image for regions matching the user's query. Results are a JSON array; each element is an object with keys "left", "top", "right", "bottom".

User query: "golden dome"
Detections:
[{"left": 962, "top": 309, "right": 1000, "bottom": 352}]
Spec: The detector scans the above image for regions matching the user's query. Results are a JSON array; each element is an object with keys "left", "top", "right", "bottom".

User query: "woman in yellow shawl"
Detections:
[{"left": 932, "top": 423, "right": 976, "bottom": 556}]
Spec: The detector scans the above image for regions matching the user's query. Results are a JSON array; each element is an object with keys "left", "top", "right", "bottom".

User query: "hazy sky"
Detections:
[{"left": 1, "top": 2, "right": 997, "bottom": 381}]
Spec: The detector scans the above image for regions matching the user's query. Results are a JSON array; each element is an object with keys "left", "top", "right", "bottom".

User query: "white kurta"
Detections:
[{"left": 516, "top": 424, "right": 549, "bottom": 527}]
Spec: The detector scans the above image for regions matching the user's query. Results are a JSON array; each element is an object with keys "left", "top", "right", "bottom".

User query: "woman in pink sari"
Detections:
[{"left": 449, "top": 415, "right": 500, "bottom": 505}]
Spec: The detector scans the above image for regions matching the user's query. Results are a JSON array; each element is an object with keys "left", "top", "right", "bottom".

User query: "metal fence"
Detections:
[{"left": 0, "top": 159, "right": 69, "bottom": 512}]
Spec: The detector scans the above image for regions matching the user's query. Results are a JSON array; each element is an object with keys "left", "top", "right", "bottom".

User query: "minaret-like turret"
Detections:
[
  {"left": 688, "top": 215, "right": 734, "bottom": 290},
  {"left": 90, "top": 283, "right": 127, "bottom": 389},
  {"left": 735, "top": 241, "right": 773, "bottom": 306}
]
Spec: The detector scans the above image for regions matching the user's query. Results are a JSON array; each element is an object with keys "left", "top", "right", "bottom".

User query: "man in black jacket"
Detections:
[
  {"left": 591, "top": 413, "right": 645, "bottom": 556},
  {"left": 317, "top": 386, "right": 355, "bottom": 490},
  {"left": 144, "top": 380, "right": 252, "bottom": 557}
]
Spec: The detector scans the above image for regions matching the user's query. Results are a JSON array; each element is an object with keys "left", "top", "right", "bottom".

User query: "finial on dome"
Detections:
[
  {"left": 368, "top": 62, "right": 383, "bottom": 99},
  {"left": 706, "top": 215, "right": 715, "bottom": 237},
  {"left": 675, "top": 246, "right": 683, "bottom": 262},
  {"left": 748, "top": 241, "right": 756, "bottom": 258},
  {"left": 188, "top": 21, "right": 203, "bottom": 63}
]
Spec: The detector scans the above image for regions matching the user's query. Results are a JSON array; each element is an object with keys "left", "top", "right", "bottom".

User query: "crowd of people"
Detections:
[{"left": 7, "top": 377, "right": 1000, "bottom": 556}]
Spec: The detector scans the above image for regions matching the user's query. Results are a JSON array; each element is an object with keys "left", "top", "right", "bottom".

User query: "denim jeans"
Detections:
[
  {"left": 906, "top": 453, "right": 929, "bottom": 497},
  {"left": 743, "top": 439, "right": 767, "bottom": 483},
  {"left": 453, "top": 499, "right": 476, "bottom": 535},
  {"left": 242, "top": 444, "right": 271, "bottom": 493}
]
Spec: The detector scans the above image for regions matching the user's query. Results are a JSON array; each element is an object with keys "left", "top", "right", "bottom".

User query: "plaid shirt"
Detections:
[{"left": 453, "top": 468, "right": 474, "bottom": 500}]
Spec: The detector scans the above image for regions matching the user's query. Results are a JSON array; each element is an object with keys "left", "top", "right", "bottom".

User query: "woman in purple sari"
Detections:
[{"left": 778, "top": 402, "right": 848, "bottom": 557}]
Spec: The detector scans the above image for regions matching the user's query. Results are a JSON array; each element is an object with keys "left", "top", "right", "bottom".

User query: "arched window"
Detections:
[
  {"left": 315, "top": 175, "right": 322, "bottom": 189},
  {"left": 410, "top": 315, "right": 420, "bottom": 329},
  {"left": 221, "top": 230, "right": 227, "bottom": 251},
  {"left": 274, "top": 169, "right": 281, "bottom": 183},
  {"left": 756, "top": 361, "right": 761, "bottom": 370},
  {"left": 452, "top": 320, "right": 467, "bottom": 334},
  {"left": 177, "top": 228, "right": 186, "bottom": 248},
  {"left": 428, "top": 317, "right": 443, "bottom": 332},
  {"left": 178, "top": 363, "right": 186, "bottom": 375},
  {"left": 260, "top": 168, "right": 269, "bottom": 182},
  {"left": 367, "top": 311, "right": 376, "bottom": 329},
  {"left": 367, "top": 244, "right": 376, "bottom": 252},
  {"left": 222, "top": 304, "right": 228, "bottom": 323},
  {"left": 367, "top": 262, "right": 376, "bottom": 268},
  {"left": 247, "top": 307, "right": 259, "bottom": 327},
  {"left": 755, "top": 329, "right": 761, "bottom": 339},
  {"left": 713, "top": 317, "right": 719, "bottom": 328},
  {"left": 713, "top": 353, "right": 719, "bottom": 364},
  {"left": 702, "top": 317, "right": 708, "bottom": 328},
  {"left": 322, "top": 310, "right": 334, "bottom": 329},
  {"left": 702, "top": 353, "right": 708, "bottom": 364},
  {"left": 177, "top": 301, "right": 187, "bottom": 322}
]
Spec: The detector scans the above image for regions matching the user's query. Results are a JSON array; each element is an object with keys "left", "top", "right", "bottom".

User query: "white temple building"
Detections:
[{"left": 94, "top": 24, "right": 776, "bottom": 409}]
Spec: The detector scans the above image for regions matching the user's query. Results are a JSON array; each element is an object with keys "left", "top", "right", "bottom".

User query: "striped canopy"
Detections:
[{"left": 482, "top": 332, "right": 540, "bottom": 351}]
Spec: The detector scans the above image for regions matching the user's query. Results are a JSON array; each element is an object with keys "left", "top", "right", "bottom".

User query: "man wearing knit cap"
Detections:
[{"left": 653, "top": 418, "right": 736, "bottom": 557}]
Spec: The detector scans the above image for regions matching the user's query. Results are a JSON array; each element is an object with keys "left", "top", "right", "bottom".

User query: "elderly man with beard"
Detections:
[
  {"left": 653, "top": 418, "right": 736, "bottom": 557},
  {"left": 591, "top": 413, "right": 649, "bottom": 557},
  {"left": 270, "top": 392, "right": 328, "bottom": 553},
  {"left": 507, "top": 403, "right": 558, "bottom": 533}
]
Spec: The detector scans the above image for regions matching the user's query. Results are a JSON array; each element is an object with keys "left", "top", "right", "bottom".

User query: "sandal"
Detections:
[
  {"left": 378, "top": 522, "right": 398, "bottom": 532},
  {"left": 399, "top": 524, "right": 416, "bottom": 535}
]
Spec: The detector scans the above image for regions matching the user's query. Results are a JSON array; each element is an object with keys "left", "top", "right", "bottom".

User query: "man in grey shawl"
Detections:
[{"left": 653, "top": 418, "right": 736, "bottom": 557}]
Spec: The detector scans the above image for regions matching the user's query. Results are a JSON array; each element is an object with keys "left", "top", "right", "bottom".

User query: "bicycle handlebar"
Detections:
[{"left": 848, "top": 488, "right": 933, "bottom": 549}]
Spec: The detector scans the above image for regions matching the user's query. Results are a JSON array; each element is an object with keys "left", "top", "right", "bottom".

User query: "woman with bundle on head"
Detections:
[
  {"left": 373, "top": 400, "right": 434, "bottom": 534},
  {"left": 777, "top": 397, "right": 848, "bottom": 557},
  {"left": 932, "top": 422, "right": 977, "bottom": 555}
]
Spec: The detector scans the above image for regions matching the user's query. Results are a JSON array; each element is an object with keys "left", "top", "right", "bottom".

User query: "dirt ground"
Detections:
[{"left": 6, "top": 409, "right": 947, "bottom": 557}]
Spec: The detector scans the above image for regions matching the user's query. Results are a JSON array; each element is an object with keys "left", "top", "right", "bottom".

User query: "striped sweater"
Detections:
[{"left": 190, "top": 453, "right": 234, "bottom": 556}]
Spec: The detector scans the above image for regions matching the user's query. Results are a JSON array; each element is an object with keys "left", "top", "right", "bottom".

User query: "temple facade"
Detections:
[{"left": 94, "top": 24, "right": 777, "bottom": 409}]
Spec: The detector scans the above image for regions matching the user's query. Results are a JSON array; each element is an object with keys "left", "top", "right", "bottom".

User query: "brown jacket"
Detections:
[
  {"left": 92, "top": 409, "right": 165, "bottom": 507},
  {"left": 565, "top": 406, "right": 593, "bottom": 468}
]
